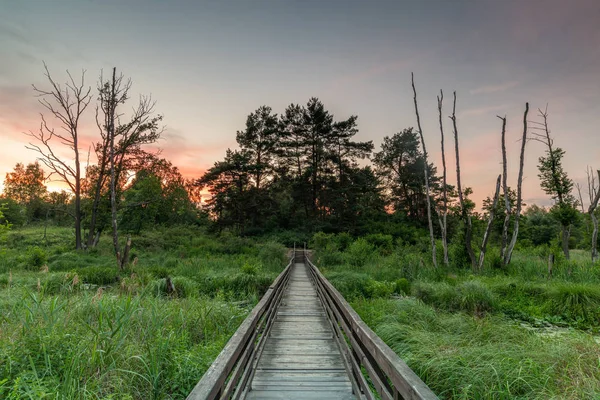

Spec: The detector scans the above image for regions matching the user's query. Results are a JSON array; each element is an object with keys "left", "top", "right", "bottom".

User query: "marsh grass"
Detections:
[
  {"left": 316, "top": 235, "right": 600, "bottom": 399},
  {"left": 0, "top": 225, "right": 287, "bottom": 399},
  {"left": 353, "top": 298, "right": 600, "bottom": 399}
]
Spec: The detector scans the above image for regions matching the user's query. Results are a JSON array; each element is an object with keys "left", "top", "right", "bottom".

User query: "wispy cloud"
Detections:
[
  {"left": 470, "top": 81, "right": 518, "bottom": 95},
  {"left": 459, "top": 104, "right": 509, "bottom": 118}
]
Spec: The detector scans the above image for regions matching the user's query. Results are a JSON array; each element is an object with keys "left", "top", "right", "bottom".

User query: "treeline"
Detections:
[
  {"left": 1, "top": 65, "right": 599, "bottom": 270},
  {"left": 0, "top": 66, "right": 203, "bottom": 266},
  {"left": 198, "top": 91, "right": 599, "bottom": 266}
]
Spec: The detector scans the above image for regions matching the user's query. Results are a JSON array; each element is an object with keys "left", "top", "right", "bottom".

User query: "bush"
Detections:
[
  {"left": 317, "top": 250, "right": 345, "bottom": 267},
  {"left": 78, "top": 266, "right": 120, "bottom": 285},
  {"left": 394, "top": 278, "right": 411, "bottom": 295},
  {"left": 25, "top": 246, "right": 48, "bottom": 270},
  {"left": 258, "top": 241, "right": 287, "bottom": 268},
  {"left": 364, "top": 234, "right": 394, "bottom": 255},
  {"left": 345, "top": 238, "right": 375, "bottom": 267},
  {"left": 484, "top": 247, "right": 503, "bottom": 270},
  {"left": 365, "top": 280, "right": 395, "bottom": 298},
  {"left": 241, "top": 261, "right": 261, "bottom": 275},
  {"left": 311, "top": 232, "right": 337, "bottom": 252},
  {"left": 325, "top": 271, "right": 371, "bottom": 299},
  {"left": 335, "top": 233, "right": 353, "bottom": 251}
]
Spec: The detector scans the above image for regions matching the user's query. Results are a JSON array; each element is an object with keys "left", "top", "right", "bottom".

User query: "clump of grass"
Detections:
[
  {"left": 78, "top": 266, "right": 120, "bottom": 286},
  {"left": 412, "top": 280, "right": 496, "bottom": 316},
  {"left": 545, "top": 283, "right": 600, "bottom": 324}
]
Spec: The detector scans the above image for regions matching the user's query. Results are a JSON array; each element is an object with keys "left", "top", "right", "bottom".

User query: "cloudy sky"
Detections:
[{"left": 1, "top": 0, "right": 599, "bottom": 208}]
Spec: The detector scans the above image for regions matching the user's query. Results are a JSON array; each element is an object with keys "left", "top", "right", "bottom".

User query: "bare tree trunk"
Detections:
[
  {"left": 449, "top": 91, "right": 476, "bottom": 270},
  {"left": 504, "top": 103, "right": 529, "bottom": 266},
  {"left": 86, "top": 142, "right": 108, "bottom": 248},
  {"left": 592, "top": 212, "right": 599, "bottom": 263},
  {"left": 587, "top": 169, "right": 600, "bottom": 262},
  {"left": 108, "top": 68, "right": 121, "bottom": 270},
  {"left": 437, "top": 90, "right": 449, "bottom": 266},
  {"left": 548, "top": 254, "right": 554, "bottom": 279},
  {"left": 498, "top": 116, "right": 511, "bottom": 261},
  {"left": 478, "top": 175, "right": 501, "bottom": 271},
  {"left": 412, "top": 73, "right": 437, "bottom": 268},
  {"left": 120, "top": 235, "right": 131, "bottom": 268}
]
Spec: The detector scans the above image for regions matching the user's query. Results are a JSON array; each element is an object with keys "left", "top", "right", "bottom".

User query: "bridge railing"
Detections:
[
  {"left": 186, "top": 251, "right": 295, "bottom": 400},
  {"left": 305, "top": 251, "right": 439, "bottom": 400}
]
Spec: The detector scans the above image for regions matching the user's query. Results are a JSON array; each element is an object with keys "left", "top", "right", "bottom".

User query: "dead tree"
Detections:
[
  {"left": 478, "top": 174, "right": 501, "bottom": 271},
  {"left": 437, "top": 90, "right": 449, "bottom": 266},
  {"left": 504, "top": 103, "right": 529, "bottom": 265},
  {"left": 412, "top": 73, "right": 437, "bottom": 268},
  {"left": 25, "top": 64, "right": 92, "bottom": 250},
  {"left": 498, "top": 116, "right": 511, "bottom": 261},
  {"left": 99, "top": 68, "right": 134, "bottom": 269},
  {"left": 449, "top": 91, "right": 476, "bottom": 270},
  {"left": 587, "top": 167, "right": 600, "bottom": 262}
]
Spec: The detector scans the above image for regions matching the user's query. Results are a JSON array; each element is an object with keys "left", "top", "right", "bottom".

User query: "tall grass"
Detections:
[
  {"left": 353, "top": 298, "right": 600, "bottom": 399},
  {"left": 0, "top": 225, "right": 289, "bottom": 399}
]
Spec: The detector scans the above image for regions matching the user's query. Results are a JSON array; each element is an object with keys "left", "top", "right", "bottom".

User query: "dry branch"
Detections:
[
  {"left": 449, "top": 91, "right": 476, "bottom": 270},
  {"left": 412, "top": 73, "right": 437, "bottom": 268}
]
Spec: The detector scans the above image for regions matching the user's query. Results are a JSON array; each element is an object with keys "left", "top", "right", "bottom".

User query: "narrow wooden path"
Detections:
[
  {"left": 187, "top": 249, "right": 438, "bottom": 400},
  {"left": 246, "top": 261, "right": 356, "bottom": 399}
]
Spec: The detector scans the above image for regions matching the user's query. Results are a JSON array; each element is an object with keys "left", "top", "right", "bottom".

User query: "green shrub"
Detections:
[
  {"left": 78, "top": 266, "right": 120, "bottom": 285},
  {"left": 364, "top": 234, "right": 394, "bottom": 255},
  {"left": 241, "top": 261, "right": 261, "bottom": 275},
  {"left": 311, "top": 232, "right": 337, "bottom": 252},
  {"left": 365, "top": 280, "right": 395, "bottom": 298},
  {"left": 317, "top": 250, "right": 345, "bottom": 267},
  {"left": 324, "top": 271, "right": 371, "bottom": 299},
  {"left": 25, "top": 246, "right": 48, "bottom": 270},
  {"left": 394, "top": 278, "right": 411, "bottom": 295},
  {"left": 335, "top": 232, "right": 353, "bottom": 251},
  {"left": 345, "top": 238, "right": 375, "bottom": 267},
  {"left": 258, "top": 241, "right": 287, "bottom": 268},
  {"left": 485, "top": 247, "right": 503, "bottom": 270}
]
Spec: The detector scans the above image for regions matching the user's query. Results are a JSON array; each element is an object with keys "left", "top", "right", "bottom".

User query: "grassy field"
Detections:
[
  {"left": 313, "top": 234, "right": 600, "bottom": 399},
  {"left": 0, "top": 226, "right": 287, "bottom": 399},
  {"left": 2, "top": 227, "right": 600, "bottom": 399}
]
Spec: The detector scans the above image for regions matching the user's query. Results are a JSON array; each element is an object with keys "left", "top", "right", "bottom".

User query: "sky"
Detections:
[{"left": 1, "top": 0, "right": 599, "bottom": 209}]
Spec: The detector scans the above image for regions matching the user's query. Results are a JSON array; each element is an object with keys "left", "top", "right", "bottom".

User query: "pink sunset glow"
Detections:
[{"left": 1, "top": 0, "right": 599, "bottom": 209}]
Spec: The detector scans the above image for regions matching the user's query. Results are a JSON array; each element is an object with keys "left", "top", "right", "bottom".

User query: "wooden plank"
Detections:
[
  {"left": 306, "top": 257, "right": 439, "bottom": 400},
  {"left": 186, "top": 260, "right": 293, "bottom": 400}
]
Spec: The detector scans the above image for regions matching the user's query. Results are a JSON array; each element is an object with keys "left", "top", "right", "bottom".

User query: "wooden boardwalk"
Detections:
[
  {"left": 246, "top": 261, "right": 356, "bottom": 399},
  {"left": 187, "top": 249, "right": 438, "bottom": 400}
]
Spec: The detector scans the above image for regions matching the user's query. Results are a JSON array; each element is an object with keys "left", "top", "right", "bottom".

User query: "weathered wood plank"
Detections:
[{"left": 306, "top": 256, "right": 439, "bottom": 400}]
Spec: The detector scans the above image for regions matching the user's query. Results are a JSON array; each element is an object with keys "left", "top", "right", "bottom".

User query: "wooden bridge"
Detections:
[{"left": 187, "top": 249, "right": 438, "bottom": 400}]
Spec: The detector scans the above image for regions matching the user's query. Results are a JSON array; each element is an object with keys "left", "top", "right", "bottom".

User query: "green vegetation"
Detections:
[
  {"left": 0, "top": 226, "right": 287, "bottom": 399},
  {"left": 313, "top": 233, "right": 600, "bottom": 399}
]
